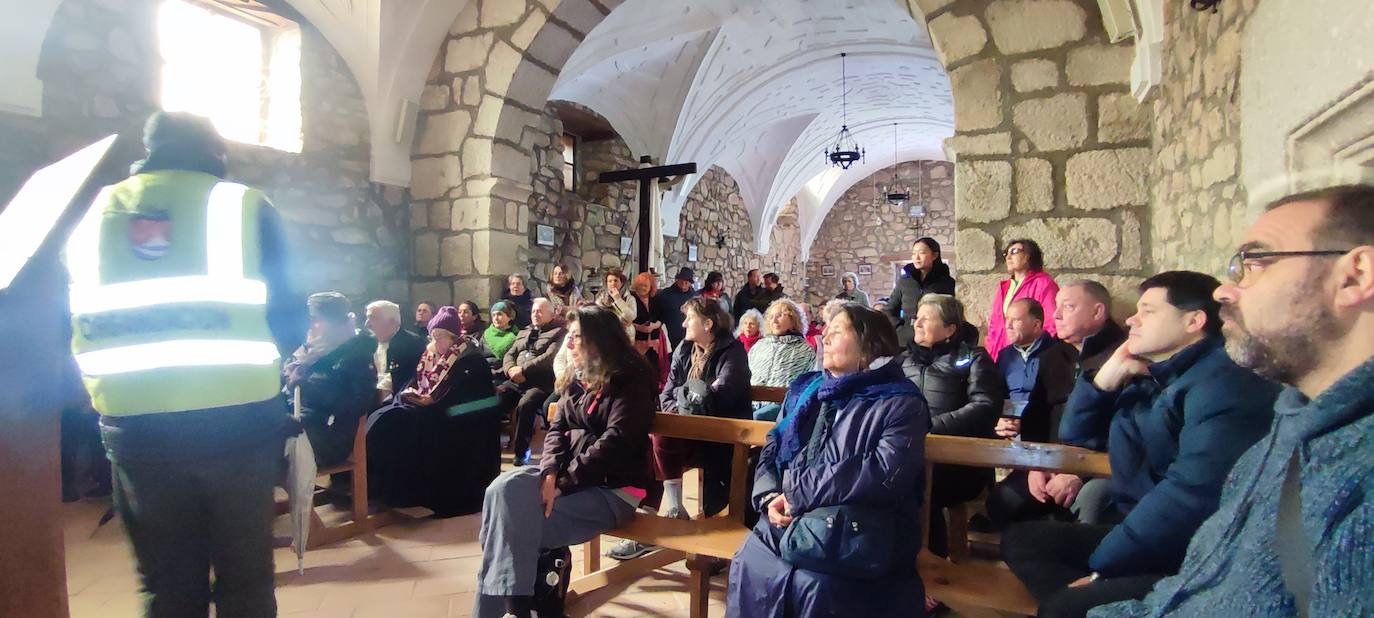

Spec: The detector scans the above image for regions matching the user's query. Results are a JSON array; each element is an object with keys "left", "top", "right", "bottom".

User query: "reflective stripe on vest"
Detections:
[{"left": 67, "top": 182, "right": 279, "bottom": 378}]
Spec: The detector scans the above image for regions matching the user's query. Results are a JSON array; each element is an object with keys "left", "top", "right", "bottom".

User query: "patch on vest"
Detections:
[
  {"left": 128, "top": 212, "right": 171, "bottom": 260},
  {"left": 77, "top": 306, "right": 232, "bottom": 341}
]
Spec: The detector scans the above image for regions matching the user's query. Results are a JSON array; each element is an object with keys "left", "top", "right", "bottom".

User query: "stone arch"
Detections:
[
  {"left": 904, "top": 0, "right": 1152, "bottom": 327},
  {"left": 409, "top": 0, "right": 616, "bottom": 308}
]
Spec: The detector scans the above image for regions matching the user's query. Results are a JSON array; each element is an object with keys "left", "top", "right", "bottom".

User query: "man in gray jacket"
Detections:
[
  {"left": 500, "top": 298, "right": 566, "bottom": 466},
  {"left": 1091, "top": 172, "right": 1374, "bottom": 616}
]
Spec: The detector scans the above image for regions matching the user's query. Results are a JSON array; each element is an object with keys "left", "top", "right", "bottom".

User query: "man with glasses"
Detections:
[
  {"left": 1091, "top": 171, "right": 1374, "bottom": 617},
  {"left": 1001, "top": 271, "right": 1281, "bottom": 617}
]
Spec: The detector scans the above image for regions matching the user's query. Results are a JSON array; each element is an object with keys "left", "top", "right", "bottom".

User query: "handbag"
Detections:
[
  {"left": 780, "top": 504, "right": 898, "bottom": 579},
  {"left": 776, "top": 402, "right": 898, "bottom": 578}
]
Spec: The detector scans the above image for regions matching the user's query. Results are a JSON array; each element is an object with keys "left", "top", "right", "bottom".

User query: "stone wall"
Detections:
[
  {"left": 410, "top": 0, "right": 614, "bottom": 308},
  {"left": 803, "top": 160, "right": 955, "bottom": 307},
  {"left": 762, "top": 201, "right": 806, "bottom": 298},
  {"left": 908, "top": 0, "right": 1152, "bottom": 328},
  {"left": 1, "top": 0, "right": 409, "bottom": 307},
  {"left": 664, "top": 166, "right": 759, "bottom": 288},
  {"left": 1147, "top": 0, "right": 1255, "bottom": 275}
]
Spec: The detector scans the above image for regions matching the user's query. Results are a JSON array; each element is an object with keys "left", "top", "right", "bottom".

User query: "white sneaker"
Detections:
[
  {"left": 664, "top": 506, "right": 691, "bottom": 520},
  {"left": 608, "top": 539, "right": 656, "bottom": 560}
]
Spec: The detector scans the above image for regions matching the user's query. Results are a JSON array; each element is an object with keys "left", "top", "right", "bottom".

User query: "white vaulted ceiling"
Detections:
[{"left": 549, "top": 0, "right": 953, "bottom": 256}]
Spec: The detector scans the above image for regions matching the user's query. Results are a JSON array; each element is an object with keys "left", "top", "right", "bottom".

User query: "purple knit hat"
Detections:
[{"left": 427, "top": 305, "right": 462, "bottom": 335}]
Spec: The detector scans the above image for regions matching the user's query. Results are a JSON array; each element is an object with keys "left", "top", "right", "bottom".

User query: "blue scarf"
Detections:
[{"left": 773, "top": 358, "right": 922, "bottom": 471}]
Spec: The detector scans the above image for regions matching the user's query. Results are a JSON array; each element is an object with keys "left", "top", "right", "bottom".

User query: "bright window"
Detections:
[
  {"left": 561, "top": 133, "right": 578, "bottom": 192},
  {"left": 157, "top": 0, "right": 302, "bottom": 153}
]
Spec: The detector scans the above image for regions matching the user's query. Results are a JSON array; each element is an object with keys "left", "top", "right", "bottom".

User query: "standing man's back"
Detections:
[{"left": 66, "top": 112, "right": 304, "bottom": 617}]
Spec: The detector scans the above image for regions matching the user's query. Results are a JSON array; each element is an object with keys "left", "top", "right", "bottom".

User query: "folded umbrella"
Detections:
[{"left": 285, "top": 386, "right": 316, "bottom": 574}]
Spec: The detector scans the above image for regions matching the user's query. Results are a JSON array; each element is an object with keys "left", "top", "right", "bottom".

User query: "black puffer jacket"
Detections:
[
  {"left": 886, "top": 261, "right": 957, "bottom": 346},
  {"left": 900, "top": 326, "right": 1004, "bottom": 438}
]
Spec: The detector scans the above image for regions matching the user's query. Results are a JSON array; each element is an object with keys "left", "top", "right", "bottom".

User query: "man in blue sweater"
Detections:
[
  {"left": 1002, "top": 271, "right": 1281, "bottom": 618},
  {"left": 1091, "top": 173, "right": 1374, "bottom": 617}
]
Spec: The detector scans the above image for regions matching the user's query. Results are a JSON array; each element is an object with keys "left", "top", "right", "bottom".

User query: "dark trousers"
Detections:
[
  {"left": 927, "top": 463, "right": 991, "bottom": 557},
  {"left": 61, "top": 405, "right": 109, "bottom": 498},
  {"left": 1002, "top": 521, "right": 1163, "bottom": 618},
  {"left": 985, "top": 470, "right": 1071, "bottom": 529},
  {"left": 504, "top": 385, "right": 550, "bottom": 458},
  {"left": 108, "top": 438, "right": 282, "bottom": 618}
]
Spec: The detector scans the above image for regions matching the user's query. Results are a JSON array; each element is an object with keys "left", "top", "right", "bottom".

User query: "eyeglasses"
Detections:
[
  {"left": 1226, "top": 249, "right": 1348, "bottom": 286},
  {"left": 1003, "top": 247, "right": 1025, "bottom": 257}
]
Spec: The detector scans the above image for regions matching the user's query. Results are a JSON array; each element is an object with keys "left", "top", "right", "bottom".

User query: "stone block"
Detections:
[
  {"left": 1201, "top": 144, "right": 1237, "bottom": 188},
  {"left": 1121, "top": 210, "right": 1142, "bottom": 269},
  {"left": 440, "top": 233, "right": 474, "bottom": 276},
  {"left": 445, "top": 33, "right": 493, "bottom": 74},
  {"left": 420, "top": 85, "right": 450, "bottom": 111},
  {"left": 473, "top": 95, "right": 503, "bottom": 137},
  {"left": 331, "top": 227, "right": 371, "bottom": 245},
  {"left": 462, "top": 77, "right": 482, "bottom": 106},
  {"left": 491, "top": 142, "right": 531, "bottom": 183},
  {"left": 512, "top": 9, "right": 548, "bottom": 49},
  {"left": 1015, "top": 158, "right": 1054, "bottom": 212},
  {"left": 1097, "top": 92, "right": 1150, "bottom": 143},
  {"left": 955, "top": 160, "right": 1012, "bottom": 223},
  {"left": 411, "top": 156, "right": 462, "bottom": 200},
  {"left": 485, "top": 41, "right": 523, "bottom": 96},
  {"left": 525, "top": 21, "right": 582, "bottom": 70},
  {"left": 480, "top": 0, "right": 526, "bottom": 28},
  {"left": 412, "top": 280, "right": 453, "bottom": 307},
  {"left": 417, "top": 110, "right": 471, "bottom": 155},
  {"left": 474, "top": 229, "right": 525, "bottom": 275},
  {"left": 949, "top": 59, "right": 1003, "bottom": 131},
  {"left": 1066, "top": 44, "right": 1133, "bottom": 87},
  {"left": 912, "top": 0, "right": 955, "bottom": 16},
  {"left": 986, "top": 0, "right": 1086, "bottom": 54},
  {"left": 410, "top": 202, "right": 429, "bottom": 230},
  {"left": 462, "top": 137, "right": 493, "bottom": 177},
  {"left": 1013, "top": 93, "right": 1087, "bottom": 151},
  {"left": 955, "top": 273, "right": 1003, "bottom": 333},
  {"left": 414, "top": 233, "right": 439, "bottom": 276},
  {"left": 507, "top": 63, "right": 557, "bottom": 112},
  {"left": 451, "top": 197, "right": 495, "bottom": 231},
  {"left": 943, "top": 132, "right": 1012, "bottom": 159},
  {"left": 1065, "top": 148, "right": 1150, "bottom": 210},
  {"left": 1002, "top": 218, "right": 1119, "bottom": 269},
  {"left": 928, "top": 12, "right": 987, "bottom": 65},
  {"left": 429, "top": 201, "right": 451, "bottom": 228},
  {"left": 956, "top": 228, "right": 997, "bottom": 272},
  {"left": 1011, "top": 59, "right": 1058, "bottom": 92}
]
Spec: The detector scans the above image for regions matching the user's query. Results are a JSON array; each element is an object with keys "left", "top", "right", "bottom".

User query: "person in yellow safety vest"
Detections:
[{"left": 65, "top": 111, "right": 307, "bottom": 618}]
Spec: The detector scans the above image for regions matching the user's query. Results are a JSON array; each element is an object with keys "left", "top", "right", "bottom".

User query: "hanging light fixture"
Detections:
[
  {"left": 884, "top": 123, "right": 910, "bottom": 207},
  {"left": 907, "top": 162, "right": 927, "bottom": 221},
  {"left": 824, "top": 53, "right": 864, "bottom": 169}
]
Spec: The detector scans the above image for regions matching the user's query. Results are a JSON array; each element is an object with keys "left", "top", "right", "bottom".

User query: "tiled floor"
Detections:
[{"left": 63, "top": 480, "right": 727, "bottom": 618}]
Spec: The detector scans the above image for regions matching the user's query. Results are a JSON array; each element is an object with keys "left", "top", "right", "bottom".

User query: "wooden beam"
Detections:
[
  {"left": 597, "top": 162, "right": 698, "bottom": 183},
  {"left": 567, "top": 548, "right": 685, "bottom": 599},
  {"left": 651, "top": 413, "right": 772, "bottom": 447},
  {"left": 925, "top": 435, "right": 1112, "bottom": 478}
]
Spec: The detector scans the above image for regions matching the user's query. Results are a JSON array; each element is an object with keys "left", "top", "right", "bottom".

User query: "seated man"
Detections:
[
  {"left": 1007, "top": 280, "right": 1132, "bottom": 527},
  {"left": 364, "top": 300, "right": 425, "bottom": 402},
  {"left": 984, "top": 298, "right": 1080, "bottom": 528},
  {"left": 501, "top": 297, "right": 567, "bottom": 466},
  {"left": 1002, "top": 272, "right": 1282, "bottom": 618},
  {"left": 283, "top": 293, "right": 378, "bottom": 468},
  {"left": 1092, "top": 175, "right": 1374, "bottom": 616}
]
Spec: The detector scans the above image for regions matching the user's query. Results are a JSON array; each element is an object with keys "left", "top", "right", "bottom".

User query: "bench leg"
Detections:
[
  {"left": 947, "top": 503, "right": 969, "bottom": 563},
  {"left": 583, "top": 537, "right": 601, "bottom": 576},
  {"left": 686, "top": 554, "right": 711, "bottom": 618}
]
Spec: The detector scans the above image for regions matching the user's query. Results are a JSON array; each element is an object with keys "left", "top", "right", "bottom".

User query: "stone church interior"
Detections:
[{"left": 2, "top": 0, "right": 1372, "bottom": 617}]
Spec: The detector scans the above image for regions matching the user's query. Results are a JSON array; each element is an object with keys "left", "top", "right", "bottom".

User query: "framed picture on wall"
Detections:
[
  {"left": 857, "top": 263, "right": 873, "bottom": 276},
  {"left": 688, "top": 243, "right": 698, "bottom": 262},
  {"left": 619, "top": 236, "right": 632, "bottom": 255},
  {"left": 536, "top": 224, "right": 555, "bottom": 247},
  {"left": 821, "top": 264, "right": 835, "bottom": 277}
]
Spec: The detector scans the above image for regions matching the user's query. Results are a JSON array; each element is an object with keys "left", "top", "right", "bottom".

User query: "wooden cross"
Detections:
[{"left": 598, "top": 155, "right": 697, "bottom": 273}]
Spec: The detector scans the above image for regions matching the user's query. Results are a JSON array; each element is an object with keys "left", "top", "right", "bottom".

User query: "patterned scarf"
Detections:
[
  {"left": 688, "top": 342, "right": 711, "bottom": 381},
  {"left": 414, "top": 343, "right": 462, "bottom": 398},
  {"left": 773, "top": 357, "right": 922, "bottom": 471}
]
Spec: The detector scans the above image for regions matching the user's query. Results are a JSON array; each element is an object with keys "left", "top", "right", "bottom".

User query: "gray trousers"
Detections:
[{"left": 472, "top": 467, "right": 635, "bottom": 618}]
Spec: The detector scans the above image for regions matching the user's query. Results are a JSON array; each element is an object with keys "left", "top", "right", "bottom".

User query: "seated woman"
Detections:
[
  {"left": 629, "top": 271, "right": 669, "bottom": 386},
  {"left": 456, "top": 300, "right": 487, "bottom": 340},
  {"left": 728, "top": 303, "right": 930, "bottom": 617},
  {"left": 736, "top": 308, "right": 764, "bottom": 352},
  {"left": 482, "top": 301, "right": 519, "bottom": 374},
  {"left": 284, "top": 292, "right": 378, "bottom": 468},
  {"left": 610, "top": 297, "right": 751, "bottom": 560},
  {"left": 902, "top": 293, "right": 1004, "bottom": 559},
  {"left": 366, "top": 306, "right": 500, "bottom": 517},
  {"left": 747, "top": 299, "right": 816, "bottom": 421},
  {"left": 470, "top": 306, "right": 656, "bottom": 618}
]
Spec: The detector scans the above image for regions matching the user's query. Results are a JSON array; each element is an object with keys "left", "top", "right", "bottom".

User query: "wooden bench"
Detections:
[
  {"left": 920, "top": 436, "right": 1113, "bottom": 617},
  {"left": 564, "top": 391, "right": 777, "bottom": 618},
  {"left": 275, "top": 417, "right": 398, "bottom": 550}
]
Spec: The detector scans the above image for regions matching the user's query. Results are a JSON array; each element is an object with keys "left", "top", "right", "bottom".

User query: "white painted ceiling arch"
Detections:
[
  {"left": 548, "top": 0, "right": 954, "bottom": 253},
  {"left": 281, "top": 0, "right": 471, "bottom": 186}
]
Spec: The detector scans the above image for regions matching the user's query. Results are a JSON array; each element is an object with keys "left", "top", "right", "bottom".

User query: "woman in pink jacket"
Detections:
[{"left": 986, "top": 239, "right": 1058, "bottom": 361}]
